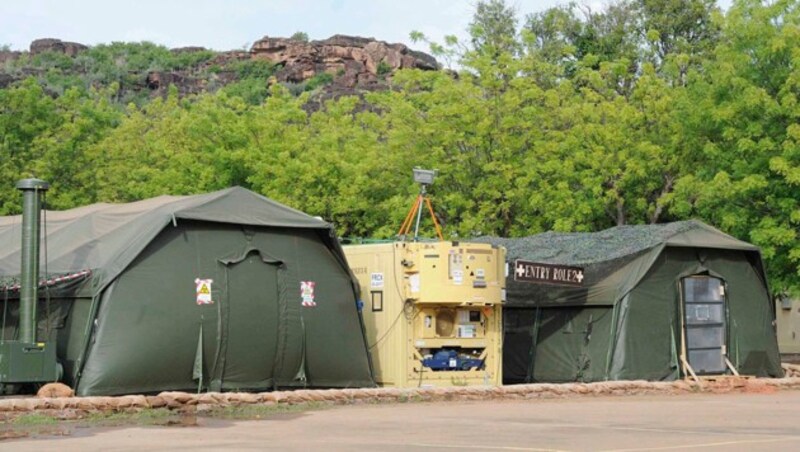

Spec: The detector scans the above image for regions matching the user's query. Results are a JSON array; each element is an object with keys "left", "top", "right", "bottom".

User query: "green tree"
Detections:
[
  {"left": 87, "top": 86, "right": 251, "bottom": 201},
  {"left": 669, "top": 0, "right": 800, "bottom": 293},
  {"left": 290, "top": 31, "right": 310, "bottom": 42},
  {"left": 0, "top": 78, "right": 58, "bottom": 214},
  {"left": 637, "top": 0, "right": 721, "bottom": 64},
  {"left": 524, "top": 1, "right": 641, "bottom": 77},
  {"left": 470, "top": 0, "right": 520, "bottom": 58}
]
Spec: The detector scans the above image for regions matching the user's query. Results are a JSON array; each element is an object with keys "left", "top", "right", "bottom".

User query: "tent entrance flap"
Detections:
[
  {"left": 214, "top": 250, "right": 281, "bottom": 391},
  {"left": 682, "top": 276, "right": 727, "bottom": 375}
]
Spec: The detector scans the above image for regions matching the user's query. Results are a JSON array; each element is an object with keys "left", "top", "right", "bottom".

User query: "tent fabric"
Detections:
[
  {"left": 475, "top": 220, "right": 759, "bottom": 307},
  {"left": 0, "top": 187, "right": 329, "bottom": 296},
  {"left": 0, "top": 187, "right": 375, "bottom": 395},
  {"left": 504, "top": 306, "right": 617, "bottom": 384},
  {"left": 485, "top": 221, "right": 782, "bottom": 383}
]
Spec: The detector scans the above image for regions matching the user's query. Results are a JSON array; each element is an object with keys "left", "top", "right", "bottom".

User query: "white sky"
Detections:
[{"left": 0, "top": 0, "right": 733, "bottom": 53}]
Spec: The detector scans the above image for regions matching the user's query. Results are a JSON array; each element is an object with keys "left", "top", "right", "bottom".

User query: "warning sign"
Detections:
[
  {"left": 301, "top": 281, "right": 316, "bottom": 307},
  {"left": 195, "top": 278, "right": 214, "bottom": 305}
]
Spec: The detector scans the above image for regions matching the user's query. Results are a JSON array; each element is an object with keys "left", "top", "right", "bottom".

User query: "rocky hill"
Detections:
[{"left": 0, "top": 35, "right": 439, "bottom": 101}]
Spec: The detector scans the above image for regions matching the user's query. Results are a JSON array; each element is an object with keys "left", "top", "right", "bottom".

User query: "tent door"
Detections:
[
  {"left": 217, "top": 250, "right": 281, "bottom": 390},
  {"left": 681, "top": 276, "right": 727, "bottom": 375}
]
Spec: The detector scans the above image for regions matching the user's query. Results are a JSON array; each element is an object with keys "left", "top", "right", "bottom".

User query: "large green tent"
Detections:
[
  {"left": 477, "top": 221, "right": 782, "bottom": 383},
  {"left": 0, "top": 187, "right": 374, "bottom": 395}
]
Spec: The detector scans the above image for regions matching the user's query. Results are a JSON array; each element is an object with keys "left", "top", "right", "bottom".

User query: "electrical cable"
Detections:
[
  {"left": 418, "top": 358, "right": 424, "bottom": 387},
  {"left": 367, "top": 302, "right": 405, "bottom": 351},
  {"left": 368, "top": 300, "right": 419, "bottom": 352},
  {"left": 367, "top": 244, "right": 419, "bottom": 350}
]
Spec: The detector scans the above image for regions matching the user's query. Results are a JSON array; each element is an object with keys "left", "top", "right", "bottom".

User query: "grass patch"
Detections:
[
  {"left": 81, "top": 408, "right": 175, "bottom": 426},
  {"left": 10, "top": 413, "right": 58, "bottom": 426},
  {"left": 0, "top": 400, "right": 335, "bottom": 436},
  {"left": 203, "top": 401, "right": 331, "bottom": 420}
]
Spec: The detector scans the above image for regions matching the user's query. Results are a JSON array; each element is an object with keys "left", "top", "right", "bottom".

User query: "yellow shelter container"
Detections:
[{"left": 344, "top": 241, "right": 506, "bottom": 387}]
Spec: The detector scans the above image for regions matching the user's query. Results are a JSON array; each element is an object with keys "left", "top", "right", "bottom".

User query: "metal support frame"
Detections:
[{"left": 398, "top": 184, "right": 444, "bottom": 241}]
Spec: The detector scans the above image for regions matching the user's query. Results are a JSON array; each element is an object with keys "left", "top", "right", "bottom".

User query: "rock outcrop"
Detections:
[
  {"left": 30, "top": 38, "right": 88, "bottom": 57},
  {"left": 251, "top": 34, "right": 439, "bottom": 90},
  {"left": 0, "top": 73, "right": 14, "bottom": 89},
  {"left": 0, "top": 50, "right": 21, "bottom": 65},
  {"left": 1, "top": 34, "right": 439, "bottom": 98}
]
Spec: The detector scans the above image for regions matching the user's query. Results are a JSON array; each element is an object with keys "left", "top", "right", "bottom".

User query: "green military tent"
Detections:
[
  {"left": 477, "top": 221, "right": 782, "bottom": 383},
  {"left": 0, "top": 187, "right": 374, "bottom": 395}
]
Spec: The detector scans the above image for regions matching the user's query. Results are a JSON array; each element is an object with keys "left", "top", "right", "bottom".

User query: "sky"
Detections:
[{"left": 1, "top": 0, "right": 733, "bottom": 53}]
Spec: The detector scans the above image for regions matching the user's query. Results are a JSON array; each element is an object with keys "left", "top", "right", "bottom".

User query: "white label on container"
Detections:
[
  {"left": 409, "top": 274, "right": 420, "bottom": 293},
  {"left": 370, "top": 272, "right": 384, "bottom": 289},
  {"left": 453, "top": 270, "right": 463, "bottom": 285},
  {"left": 476, "top": 268, "right": 485, "bottom": 279}
]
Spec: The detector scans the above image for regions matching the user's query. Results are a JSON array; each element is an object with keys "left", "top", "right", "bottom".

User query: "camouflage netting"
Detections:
[{"left": 474, "top": 220, "right": 760, "bottom": 307}]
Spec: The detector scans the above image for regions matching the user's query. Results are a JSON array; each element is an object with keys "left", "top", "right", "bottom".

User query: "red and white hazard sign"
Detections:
[{"left": 301, "top": 281, "right": 316, "bottom": 307}]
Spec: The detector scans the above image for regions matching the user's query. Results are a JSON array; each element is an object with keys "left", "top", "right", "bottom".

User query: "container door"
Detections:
[
  {"left": 221, "top": 251, "right": 280, "bottom": 389},
  {"left": 682, "top": 276, "right": 726, "bottom": 374}
]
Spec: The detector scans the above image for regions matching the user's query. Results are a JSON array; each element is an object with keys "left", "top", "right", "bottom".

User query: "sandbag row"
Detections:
[{"left": 1, "top": 377, "right": 799, "bottom": 415}]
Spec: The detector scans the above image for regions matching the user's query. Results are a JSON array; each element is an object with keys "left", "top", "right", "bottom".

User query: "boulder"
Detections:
[
  {"left": 0, "top": 50, "right": 21, "bottom": 64},
  {"left": 0, "top": 73, "right": 14, "bottom": 89},
  {"left": 251, "top": 37, "right": 318, "bottom": 66},
  {"left": 209, "top": 51, "right": 251, "bottom": 66},
  {"left": 315, "top": 35, "right": 374, "bottom": 48},
  {"left": 171, "top": 46, "right": 207, "bottom": 54},
  {"left": 30, "top": 38, "right": 87, "bottom": 57}
]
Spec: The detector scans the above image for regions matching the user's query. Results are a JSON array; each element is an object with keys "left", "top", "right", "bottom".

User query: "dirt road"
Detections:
[{"left": 9, "top": 391, "right": 800, "bottom": 451}]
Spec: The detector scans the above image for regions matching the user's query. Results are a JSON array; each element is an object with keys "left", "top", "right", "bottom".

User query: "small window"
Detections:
[{"left": 371, "top": 291, "right": 383, "bottom": 312}]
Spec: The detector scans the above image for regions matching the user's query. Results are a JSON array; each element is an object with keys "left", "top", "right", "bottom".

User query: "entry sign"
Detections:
[{"left": 513, "top": 260, "right": 585, "bottom": 287}]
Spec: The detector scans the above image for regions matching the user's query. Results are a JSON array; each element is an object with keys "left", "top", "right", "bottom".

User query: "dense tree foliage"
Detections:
[{"left": 0, "top": 0, "right": 798, "bottom": 295}]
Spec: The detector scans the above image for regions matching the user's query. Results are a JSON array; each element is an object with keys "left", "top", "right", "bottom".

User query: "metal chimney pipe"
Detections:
[{"left": 16, "top": 178, "right": 49, "bottom": 344}]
